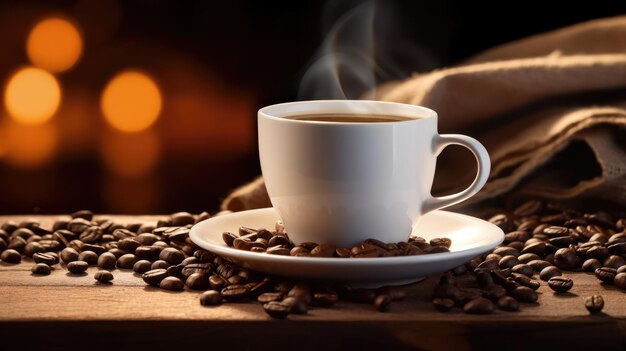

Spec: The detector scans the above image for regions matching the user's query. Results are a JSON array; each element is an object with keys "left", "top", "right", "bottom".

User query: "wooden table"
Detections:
[{"left": 1, "top": 215, "right": 625, "bottom": 350}]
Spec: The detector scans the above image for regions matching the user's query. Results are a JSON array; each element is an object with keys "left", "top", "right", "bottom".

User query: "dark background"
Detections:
[{"left": 1, "top": 0, "right": 625, "bottom": 215}]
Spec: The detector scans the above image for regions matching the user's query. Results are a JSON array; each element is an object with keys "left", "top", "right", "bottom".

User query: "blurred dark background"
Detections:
[{"left": 1, "top": 0, "right": 625, "bottom": 214}]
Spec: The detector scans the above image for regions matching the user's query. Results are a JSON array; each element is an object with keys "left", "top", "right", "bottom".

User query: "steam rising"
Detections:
[{"left": 298, "top": 0, "right": 438, "bottom": 101}]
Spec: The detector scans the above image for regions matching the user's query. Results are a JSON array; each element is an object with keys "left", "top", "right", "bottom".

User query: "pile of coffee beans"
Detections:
[
  {"left": 1, "top": 201, "right": 623, "bottom": 319},
  {"left": 223, "top": 223, "right": 451, "bottom": 258},
  {"left": 431, "top": 200, "right": 626, "bottom": 315},
  {"left": 0, "top": 210, "right": 405, "bottom": 318}
]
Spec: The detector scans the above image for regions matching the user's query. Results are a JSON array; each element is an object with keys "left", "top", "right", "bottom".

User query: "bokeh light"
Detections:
[
  {"left": 101, "top": 71, "right": 162, "bottom": 132},
  {"left": 4, "top": 67, "right": 61, "bottom": 125},
  {"left": 100, "top": 129, "right": 160, "bottom": 178},
  {"left": 27, "top": 17, "right": 83, "bottom": 73},
  {"left": 0, "top": 118, "right": 58, "bottom": 168}
]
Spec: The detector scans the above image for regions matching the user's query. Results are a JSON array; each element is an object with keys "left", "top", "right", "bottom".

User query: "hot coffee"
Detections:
[{"left": 286, "top": 114, "right": 414, "bottom": 123}]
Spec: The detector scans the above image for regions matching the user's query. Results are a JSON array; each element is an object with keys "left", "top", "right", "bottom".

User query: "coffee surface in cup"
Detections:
[{"left": 286, "top": 114, "right": 414, "bottom": 123}]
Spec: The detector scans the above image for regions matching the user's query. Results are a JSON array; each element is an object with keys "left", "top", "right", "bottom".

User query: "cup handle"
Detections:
[{"left": 422, "top": 134, "right": 491, "bottom": 214}]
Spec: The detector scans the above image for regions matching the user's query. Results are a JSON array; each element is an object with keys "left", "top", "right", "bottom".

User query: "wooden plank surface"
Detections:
[{"left": 1, "top": 215, "right": 625, "bottom": 350}]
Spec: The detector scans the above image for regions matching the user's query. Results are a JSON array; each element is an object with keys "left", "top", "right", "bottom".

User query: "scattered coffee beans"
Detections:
[
  {"left": 2, "top": 204, "right": 623, "bottom": 319},
  {"left": 222, "top": 226, "right": 451, "bottom": 259}
]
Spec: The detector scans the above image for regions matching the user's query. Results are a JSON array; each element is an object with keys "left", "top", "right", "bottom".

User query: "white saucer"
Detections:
[{"left": 190, "top": 208, "right": 504, "bottom": 288}]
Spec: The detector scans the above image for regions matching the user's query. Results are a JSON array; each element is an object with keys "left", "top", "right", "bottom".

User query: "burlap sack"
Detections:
[{"left": 222, "top": 16, "right": 626, "bottom": 212}]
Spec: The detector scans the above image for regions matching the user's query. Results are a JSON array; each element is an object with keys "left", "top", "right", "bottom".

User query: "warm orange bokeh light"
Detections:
[
  {"left": 27, "top": 17, "right": 83, "bottom": 73},
  {"left": 100, "top": 129, "right": 160, "bottom": 178},
  {"left": 0, "top": 118, "right": 58, "bottom": 168},
  {"left": 4, "top": 67, "right": 61, "bottom": 125},
  {"left": 101, "top": 71, "right": 162, "bottom": 133}
]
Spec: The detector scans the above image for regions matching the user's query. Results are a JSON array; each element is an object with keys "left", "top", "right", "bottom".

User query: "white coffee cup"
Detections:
[{"left": 258, "top": 100, "right": 490, "bottom": 247}]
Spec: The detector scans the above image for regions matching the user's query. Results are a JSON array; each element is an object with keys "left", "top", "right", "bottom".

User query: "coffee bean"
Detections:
[
  {"left": 78, "top": 251, "right": 98, "bottom": 265},
  {"left": 132, "top": 260, "right": 152, "bottom": 274},
  {"left": 134, "top": 246, "right": 162, "bottom": 261},
  {"left": 200, "top": 290, "right": 222, "bottom": 306},
  {"left": 159, "top": 248, "right": 185, "bottom": 264},
  {"left": 509, "top": 286, "right": 538, "bottom": 303},
  {"left": 181, "top": 263, "right": 213, "bottom": 278},
  {"left": 489, "top": 214, "right": 512, "bottom": 232},
  {"left": 60, "top": 247, "right": 79, "bottom": 263},
  {"left": 497, "top": 296, "right": 520, "bottom": 312},
  {"left": 595, "top": 267, "right": 617, "bottom": 283},
  {"left": 258, "top": 292, "right": 284, "bottom": 303},
  {"left": 521, "top": 242, "right": 546, "bottom": 256},
  {"left": 142, "top": 269, "right": 168, "bottom": 286},
  {"left": 94, "top": 270, "right": 114, "bottom": 283},
  {"left": 580, "top": 259, "right": 601, "bottom": 273},
  {"left": 112, "top": 228, "right": 136, "bottom": 240},
  {"left": 586, "top": 246, "right": 609, "bottom": 260},
  {"left": 513, "top": 274, "right": 541, "bottom": 290},
  {"left": 263, "top": 301, "right": 290, "bottom": 319},
  {"left": 170, "top": 212, "right": 195, "bottom": 226},
  {"left": 476, "top": 259, "right": 499, "bottom": 271},
  {"left": 291, "top": 246, "right": 312, "bottom": 256},
  {"left": 613, "top": 272, "right": 626, "bottom": 289},
  {"left": 372, "top": 294, "right": 391, "bottom": 312},
  {"left": 160, "top": 276, "right": 184, "bottom": 291},
  {"left": 548, "top": 276, "right": 573, "bottom": 293},
  {"left": 8, "top": 237, "right": 26, "bottom": 253},
  {"left": 499, "top": 255, "right": 520, "bottom": 269},
  {"left": 68, "top": 218, "right": 91, "bottom": 234},
  {"left": 309, "top": 244, "right": 336, "bottom": 257},
  {"left": 548, "top": 236, "right": 574, "bottom": 248},
  {"left": 97, "top": 252, "right": 117, "bottom": 270},
  {"left": 603, "top": 255, "right": 626, "bottom": 269},
  {"left": 511, "top": 264, "right": 533, "bottom": 277},
  {"left": 584, "top": 295, "right": 604, "bottom": 314},
  {"left": 151, "top": 260, "right": 170, "bottom": 270},
  {"left": 32, "top": 252, "right": 57, "bottom": 265},
  {"left": 67, "top": 261, "right": 88, "bottom": 274},
  {"left": 268, "top": 235, "right": 291, "bottom": 248},
  {"left": 313, "top": 292, "right": 339, "bottom": 307},
  {"left": 432, "top": 298, "right": 455, "bottom": 312},
  {"left": 518, "top": 253, "right": 541, "bottom": 264},
  {"left": 79, "top": 226, "right": 102, "bottom": 244},
  {"left": 209, "top": 274, "right": 227, "bottom": 290},
  {"left": 505, "top": 231, "right": 532, "bottom": 243},
  {"left": 430, "top": 238, "right": 451, "bottom": 248},
  {"left": 222, "top": 232, "right": 238, "bottom": 246},
  {"left": 539, "top": 266, "right": 562, "bottom": 281},
  {"left": 80, "top": 243, "right": 106, "bottom": 255},
  {"left": 116, "top": 254, "right": 138, "bottom": 269},
  {"left": 266, "top": 245, "right": 291, "bottom": 255},
  {"left": 185, "top": 272, "right": 210, "bottom": 290},
  {"left": 23, "top": 242, "right": 45, "bottom": 258},
  {"left": 71, "top": 210, "right": 94, "bottom": 221},
  {"left": 493, "top": 246, "right": 519, "bottom": 257},
  {"left": 554, "top": 248, "right": 579, "bottom": 270},
  {"left": 282, "top": 296, "right": 308, "bottom": 314},
  {"left": 463, "top": 297, "right": 495, "bottom": 314},
  {"left": 31, "top": 263, "right": 51, "bottom": 275},
  {"left": 117, "top": 238, "right": 141, "bottom": 253},
  {"left": 13, "top": 227, "right": 36, "bottom": 239},
  {"left": 221, "top": 284, "right": 250, "bottom": 301}
]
